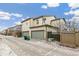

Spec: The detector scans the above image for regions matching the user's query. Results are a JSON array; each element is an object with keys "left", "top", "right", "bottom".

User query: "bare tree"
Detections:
[{"left": 60, "top": 20, "right": 76, "bottom": 32}]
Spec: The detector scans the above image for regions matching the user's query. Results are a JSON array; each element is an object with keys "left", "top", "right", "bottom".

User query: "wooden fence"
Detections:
[{"left": 60, "top": 31, "right": 79, "bottom": 48}]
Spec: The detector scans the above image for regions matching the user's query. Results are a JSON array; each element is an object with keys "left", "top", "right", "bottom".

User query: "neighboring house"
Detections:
[
  {"left": 21, "top": 15, "right": 66, "bottom": 41},
  {"left": 11, "top": 25, "right": 22, "bottom": 37},
  {"left": 0, "top": 29, "right": 8, "bottom": 35},
  {"left": 5, "top": 27, "right": 13, "bottom": 36},
  {"left": 4, "top": 25, "right": 22, "bottom": 37}
]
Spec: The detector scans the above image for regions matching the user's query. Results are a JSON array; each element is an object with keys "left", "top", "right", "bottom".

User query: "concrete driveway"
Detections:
[{"left": 0, "top": 35, "right": 79, "bottom": 56}]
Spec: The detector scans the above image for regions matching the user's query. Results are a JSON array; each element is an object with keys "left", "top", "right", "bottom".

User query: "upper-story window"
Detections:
[
  {"left": 43, "top": 18, "right": 46, "bottom": 24},
  {"left": 36, "top": 20, "right": 39, "bottom": 24},
  {"left": 50, "top": 21, "right": 52, "bottom": 25},
  {"left": 26, "top": 22, "right": 28, "bottom": 25}
]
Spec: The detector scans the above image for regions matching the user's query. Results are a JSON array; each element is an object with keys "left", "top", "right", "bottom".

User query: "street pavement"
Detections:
[{"left": 0, "top": 35, "right": 79, "bottom": 56}]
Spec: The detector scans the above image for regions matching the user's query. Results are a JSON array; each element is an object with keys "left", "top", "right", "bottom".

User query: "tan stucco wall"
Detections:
[
  {"left": 30, "top": 27, "right": 45, "bottom": 31},
  {"left": 51, "top": 19, "right": 65, "bottom": 27},
  {"left": 47, "top": 27, "right": 58, "bottom": 32},
  {"left": 22, "top": 16, "right": 65, "bottom": 32},
  {"left": 31, "top": 16, "right": 65, "bottom": 29},
  {"left": 22, "top": 19, "right": 32, "bottom": 32},
  {"left": 32, "top": 16, "right": 56, "bottom": 27},
  {"left": 44, "top": 16, "right": 55, "bottom": 25},
  {"left": 32, "top": 18, "right": 43, "bottom": 26},
  {"left": 22, "top": 16, "right": 65, "bottom": 41},
  {"left": 30, "top": 26, "right": 57, "bottom": 32}
]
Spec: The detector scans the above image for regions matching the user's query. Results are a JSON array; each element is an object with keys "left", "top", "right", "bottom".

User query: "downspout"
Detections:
[{"left": 46, "top": 25, "right": 48, "bottom": 41}]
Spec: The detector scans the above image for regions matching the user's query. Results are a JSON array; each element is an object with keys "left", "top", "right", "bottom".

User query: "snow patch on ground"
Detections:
[
  {"left": 1, "top": 35, "right": 79, "bottom": 56},
  {"left": 23, "top": 40, "right": 79, "bottom": 56},
  {"left": 0, "top": 40, "right": 16, "bottom": 56}
]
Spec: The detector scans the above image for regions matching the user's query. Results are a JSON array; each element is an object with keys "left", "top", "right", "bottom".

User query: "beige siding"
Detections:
[
  {"left": 22, "top": 19, "right": 32, "bottom": 31},
  {"left": 33, "top": 18, "right": 43, "bottom": 26},
  {"left": 31, "top": 16, "right": 56, "bottom": 27},
  {"left": 22, "top": 16, "right": 65, "bottom": 41},
  {"left": 31, "top": 27, "right": 45, "bottom": 31},
  {"left": 22, "top": 22, "right": 29, "bottom": 31},
  {"left": 44, "top": 16, "right": 55, "bottom": 25},
  {"left": 30, "top": 26, "right": 57, "bottom": 32},
  {"left": 47, "top": 27, "right": 58, "bottom": 32},
  {"left": 51, "top": 19, "right": 65, "bottom": 27},
  {"left": 22, "top": 16, "right": 65, "bottom": 30},
  {"left": 30, "top": 19, "right": 34, "bottom": 27}
]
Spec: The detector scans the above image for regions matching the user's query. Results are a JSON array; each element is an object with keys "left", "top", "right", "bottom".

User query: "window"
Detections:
[
  {"left": 26, "top": 22, "right": 28, "bottom": 25},
  {"left": 36, "top": 20, "right": 39, "bottom": 24},
  {"left": 50, "top": 20, "right": 52, "bottom": 25},
  {"left": 43, "top": 18, "right": 46, "bottom": 24}
]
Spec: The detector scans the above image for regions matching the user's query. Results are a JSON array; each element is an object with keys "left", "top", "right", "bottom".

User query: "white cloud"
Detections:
[
  {"left": 41, "top": 3, "right": 60, "bottom": 9},
  {"left": 64, "top": 10, "right": 74, "bottom": 15},
  {"left": 73, "top": 17, "right": 79, "bottom": 22},
  {"left": 0, "top": 11, "right": 10, "bottom": 16},
  {"left": 64, "top": 3, "right": 79, "bottom": 15},
  {"left": 0, "top": 11, "right": 23, "bottom": 20},
  {"left": 65, "top": 13, "right": 79, "bottom": 23},
  {"left": 64, "top": 10, "right": 79, "bottom": 23},
  {"left": 0, "top": 26, "right": 7, "bottom": 31},
  {"left": 41, "top": 5, "right": 48, "bottom": 9},
  {"left": 68, "top": 3, "right": 79, "bottom": 9},
  {"left": 64, "top": 9, "right": 79, "bottom": 16},
  {"left": 67, "top": 16, "right": 79, "bottom": 25},
  {"left": 15, "top": 21, "right": 22, "bottom": 25},
  {"left": 47, "top": 3, "right": 60, "bottom": 7},
  {"left": 64, "top": 3, "right": 79, "bottom": 23},
  {"left": 11, "top": 13, "right": 23, "bottom": 17},
  {"left": 0, "top": 16, "right": 10, "bottom": 20},
  {"left": 73, "top": 10, "right": 79, "bottom": 16},
  {"left": 0, "top": 11, "right": 11, "bottom": 20},
  {"left": 64, "top": 3, "right": 79, "bottom": 18},
  {"left": 22, "top": 18, "right": 25, "bottom": 21},
  {"left": 22, "top": 16, "right": 30, "bottom": 21},
  {"left": 26, "top": 16, "right": 30, "bottom": 19}
]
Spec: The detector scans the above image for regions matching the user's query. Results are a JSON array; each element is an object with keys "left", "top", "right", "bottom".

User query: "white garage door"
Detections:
[{"left": 31, "top": 31, "right": 44, "bottom": 40}]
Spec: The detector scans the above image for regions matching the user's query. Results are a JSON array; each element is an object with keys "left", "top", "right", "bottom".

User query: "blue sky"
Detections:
[{"left": 0, "top": 3, "right": 79, "bottom": 31}]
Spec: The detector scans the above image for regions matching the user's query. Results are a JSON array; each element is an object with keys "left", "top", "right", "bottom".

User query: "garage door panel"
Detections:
[{"left": 31, "top": 31, "right": 44, "bottom": 40}]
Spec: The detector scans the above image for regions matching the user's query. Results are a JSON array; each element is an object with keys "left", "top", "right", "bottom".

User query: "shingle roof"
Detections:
[
  {"left": 21, "top": 15, "right": 56, "bottom": 23},
  {"left": 21, "top": 18, "right": 32, "bottom": 23},
  {"left": 51, "top": 18, "right": 66, "bottom": 23},
  {"left": 33, "top": 15, "right": 56, "bottom": 20}
]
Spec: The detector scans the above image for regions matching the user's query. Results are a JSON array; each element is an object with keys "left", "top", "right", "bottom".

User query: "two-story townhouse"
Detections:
[
  {"left": 12, "top": 25, "right": 22, "bottom": 37},
  {"left": 5, "top": 27, "right": 14, "bottom": 36},
  {"left": 22, "top": 18, "right": 32, "bottom": 38},
  {"left": 4, "top": 25, "right": 22, "bottom": 37},
  {"left": 30, "top": 16, "right": 59, "bottom": 41},
  {"left": 21, "top": 15, "right": 66, "bottom": 41}
]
